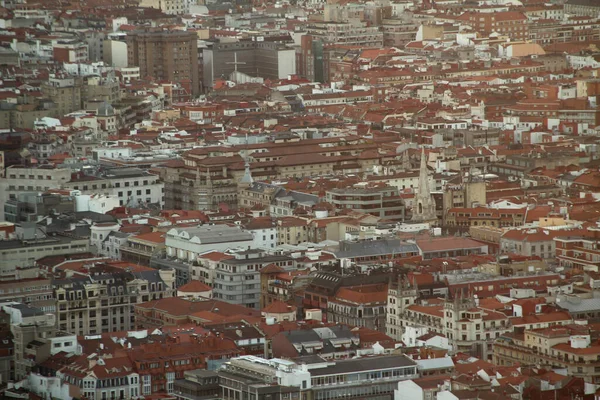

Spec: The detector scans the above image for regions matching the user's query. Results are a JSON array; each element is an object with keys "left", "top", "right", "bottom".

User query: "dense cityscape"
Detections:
[{"left": 0, "top": 0, "right": 599, "bottom": 399}]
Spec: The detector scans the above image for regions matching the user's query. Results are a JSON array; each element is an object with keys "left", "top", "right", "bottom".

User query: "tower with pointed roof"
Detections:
[{"left": 411, "top": 147, "right": 437, "bottom": 225}]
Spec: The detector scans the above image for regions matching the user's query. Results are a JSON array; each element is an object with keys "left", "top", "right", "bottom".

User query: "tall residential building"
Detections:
[
  {"left": 209, "top": 249, "right": 295, "bottom": 309},
  {"left": 54, "top": 265, "right": 176, "bottom": 335},
  {"left": 126, "top": 31, "right": 199, "bottom": 98}
]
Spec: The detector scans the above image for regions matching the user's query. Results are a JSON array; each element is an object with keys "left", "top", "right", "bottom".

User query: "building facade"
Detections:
[{"left": 127, "top": 31, "right": 199, "bottom": 98}]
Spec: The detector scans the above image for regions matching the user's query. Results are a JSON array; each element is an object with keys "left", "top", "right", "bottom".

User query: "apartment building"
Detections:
[
  {"left": 326, "top": 185, "right": 405, "bottom": 221},
  {"left": 139, "top": 0, "right": 191, "bottom": 15},
  {"left": 456, "top": 11, "right": 529, "bottom": 41},
  {"left": 387, "top": 278, "right": 511, "bottom": 360},
  {"left": 63, "top": 167, "right": 164, "bottom": 208},
  {"left": 1, "top": 302, "right": 56, "bottom": 380},
  {"left": 493, "top": 325, "right": 600, "bottom": 384},
  {"left": 444, "top": 206, "right": 526, "bottom": 228},
  {"left": 327, "top": 284, "right": 388, "bottom": 332},
  {"left": 0, "top": 235, "right": 90, "bottom": 280},
  {"left": 211, "top": 249, "right": 295, "bottom": 309},
  {"left": 306, "top": 22, "right": 384, "bottom": 47},
  {"left": 555, "top": 232, "right": 600, "bottom": 270},
  {"left": 0, "top": 165, "right": 72, "bottom": 219},
  {"left": 0, "top": 277, "right": 54, "bottom": 312},
  {"left": 127, "top": 30, "right": 199, "bottom": 97},
  {"left": 564, "top": 0, "right": 600, "bottom": 17},
  {"left": 54, "top": 266, "right": 176, "bottom": 335},
  {"left": 41, "top": 75, "right": 83, "bottom": 116}
]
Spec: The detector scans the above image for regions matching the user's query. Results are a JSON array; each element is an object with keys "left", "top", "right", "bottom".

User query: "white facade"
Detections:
[
  {"left": 166, "top": 225, "right": 254, "bottom": 262},
  {"left": 402, "top": 325, "right": 428, "bottom": 347},
  {"left": 277, "top": 49, "right": 297, "bottom": 79},
  {"left": 64, "top": 171, "right": 164, "bottom": 208},
  {"left": 48, "top": 334, "right": 79, "bottom": 356},
  {"left": 394, "top": 379, "right": 425, "bottom": 400},
  {"left": 247, "top": 226, "right": 278, "bottom": 249},
  {"left": 90, "top": 223, "right": 120, "bottom": 256},
  {"left": 25, "top": 373, "right": 71, "bottom": 400},
  {"left": 74, "top": 192, "right": 120, "bottom": 214}
]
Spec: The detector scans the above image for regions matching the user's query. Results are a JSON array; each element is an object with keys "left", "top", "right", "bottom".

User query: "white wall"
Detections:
[
  {"left": 395, "top": 379, "right": 424, "bottom": 400},
  {"left": 278, "top": 49, "right": 297, "bottom": 79},
  {"left": 249, "top": 227, "right": 278, "bottom": 249},
  {"left": 402, "top": 325, "right": 428, "bottom": 347}
]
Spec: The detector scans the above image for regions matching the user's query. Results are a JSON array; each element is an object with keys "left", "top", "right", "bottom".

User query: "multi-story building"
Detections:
[
  {"left": 308, "top": 354, "right": 418, "bottom": 400},
  {"left": 271, "top": 325, "right": 361, "bottom": 359},
  {"left": 134, "top": 297, "right": 262, "bottom": 328},
  {"left": 41, "top": 75, "right": 83, "bottom": 117},
  {"left": 554, "top": 231, "right": 600, "bottom": 270},
  {"left": 326, "top": 185, "right": 405, "bottom": 221},
  {"left": 327, "top": 284, "right": 388, "bottom": 332},
  {"left": 127, "top": 30, "right": 199, "bottom": 98},
  {"left": 219, "top": 356, "right": 312, "bottom": 400},
  {"left": 1, "top": 302, "right": 56, "bottom": 380},
  {"left": 493, "top": 325, "right": 600, "bottom": 384},
  {"left": 456, "top": 11, "right": 529, "bottom": 41},
  {"left": 564, "top": 0, "right": 600, "bottom": 17},
  {"left": 444, "top": 206, "right": 526, "bottom": 228},
  {"left": 0, "top": 276, "right": 54, "bottom": 312},
  {"left": 203, "top": 39, "right": 296, "bottom": 90},
  {"left": 54, "top": 265, "right": 176, "bottom": 335},
  {"left": 173, "top": 369, "right": 221, "bottom": 400},
  {"left": 0, "top": 235, "right": 90, "bottom": 280},
  {"left": 139, "top": 0, "right": 191, "bottom": 15},
  {"left": 211, "top": 249, "right": 295, "bottom": 309},
  {"left": 165, "top": 225, "right": 254, "bottom": 262},
  {"left": 305, "top": 22, "right": 384, "bottom": 48},
  {"left": 0, "top": 165, "right": 72, "bottom": 219},
  {"left": 4, "top": 191, "right": 75, "bottom": 224},
  {"left": 387, "top": 278, "right": 511, "bottom": 360},
  {"left": 63, "top": 167, "right": 164, "bottom": 208},
  {"left": 120, "top": 231, "right": 166, "bottom": 266}
]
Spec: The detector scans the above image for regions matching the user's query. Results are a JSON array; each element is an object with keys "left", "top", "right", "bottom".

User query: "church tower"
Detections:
[{"left": 411, "top": 147, "right": 438, "bottom": 225}]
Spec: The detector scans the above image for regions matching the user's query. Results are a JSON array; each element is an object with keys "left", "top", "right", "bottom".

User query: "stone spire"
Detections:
[
  {"left": 411, "top": 147, "right": 437, "bottom": 225},
  {"left": 418, "top": 147, "right": 431, "bottom": 199},
  {"left": 240, "top": 159, "right": 253, "bottom": 185}
]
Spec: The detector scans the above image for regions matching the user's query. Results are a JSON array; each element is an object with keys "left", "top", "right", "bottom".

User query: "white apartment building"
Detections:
[{"left": 64, "top": 168, "right": 164, "bottom": 207}]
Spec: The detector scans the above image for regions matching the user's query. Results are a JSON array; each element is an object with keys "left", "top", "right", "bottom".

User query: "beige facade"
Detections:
[
  {"left": 494, "top": 326, "right": 600, "bottom": 384},
  {"left": 443, "top": 180, "right": 486, "bottom": 210},
  {"left": 55, "top": 269, "right": 176, "bottom": 336},
  {"left": 277, "top": 217, "right": 309, "bottom": 246},
  {"left": 41, "top": 76, "right": 83, "bottom": 117}
]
